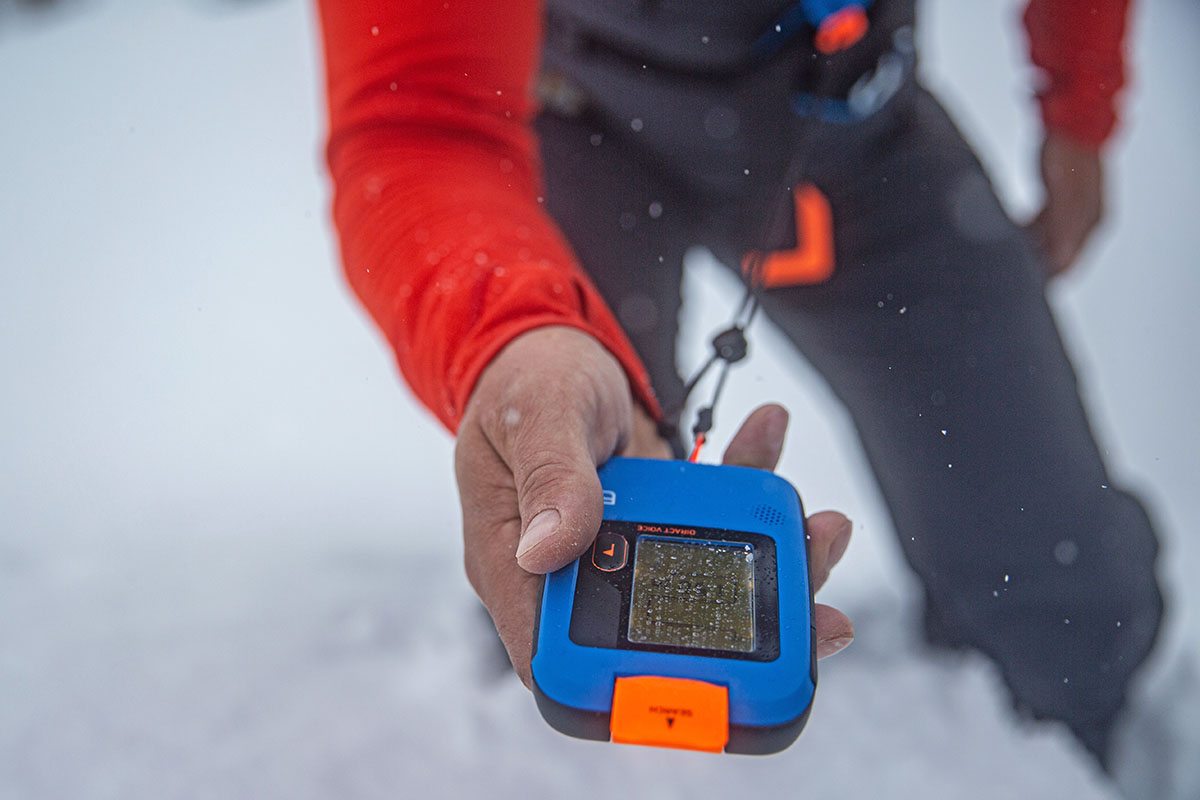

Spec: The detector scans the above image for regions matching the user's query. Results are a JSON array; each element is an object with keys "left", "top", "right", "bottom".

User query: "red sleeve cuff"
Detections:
[
  {"left": 429, "top": 258, "right": 663, "bottom": 432},
  {"left": 1024, "top": 0, "right": 1132, "bottom": 150},
  {"left": 1036, "top": 94, "right": 1117, "bottom": 151}
]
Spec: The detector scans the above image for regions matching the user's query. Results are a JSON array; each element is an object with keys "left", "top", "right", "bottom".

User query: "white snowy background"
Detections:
[{"left": 1, "top": 1, "right": 1196, "bottom": 798}]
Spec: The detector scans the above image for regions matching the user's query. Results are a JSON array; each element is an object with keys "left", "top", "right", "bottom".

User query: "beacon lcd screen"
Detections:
[{"left": 626, "top": 537, "right": 756, "bottom": 653}]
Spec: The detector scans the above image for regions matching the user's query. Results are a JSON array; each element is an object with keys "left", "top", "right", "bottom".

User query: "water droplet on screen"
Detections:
[
  {"left": 630, "top": 118, "right": 644, "bottom": 132},
  {"left": 648, "top": 202, "right": 663, "bottom": 219}
]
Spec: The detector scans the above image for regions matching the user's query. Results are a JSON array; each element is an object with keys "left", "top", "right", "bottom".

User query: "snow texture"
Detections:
[{"left": 1, "top": 1, "right": 1197, "bottom": 798}]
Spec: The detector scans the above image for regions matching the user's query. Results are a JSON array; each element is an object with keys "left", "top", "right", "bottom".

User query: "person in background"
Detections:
[{"left": 316, "top": 0, "right": 1167, "bottom": 790}]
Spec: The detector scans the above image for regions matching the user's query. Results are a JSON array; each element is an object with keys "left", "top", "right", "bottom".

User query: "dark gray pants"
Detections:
[{"left": 536, "top": 77, "right": 1163, "bottom": 761}]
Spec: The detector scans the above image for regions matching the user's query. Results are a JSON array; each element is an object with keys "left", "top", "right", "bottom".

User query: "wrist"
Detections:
[{"left": 461, "top": 326, "right": 635, "bottom": 464}]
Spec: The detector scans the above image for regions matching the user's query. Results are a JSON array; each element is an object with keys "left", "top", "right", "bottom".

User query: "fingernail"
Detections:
[
  {"left": 828, "top": 518, "right": 853, "bottom": 565},
  {"left": 765, "top": 407, "right": 789, "bottom": 447},
  {"left": 817, "top": 635, "right": 854, "bottom": 660},
  {"left": 516, "top": 508, "right": 560, "bottom": 559}
]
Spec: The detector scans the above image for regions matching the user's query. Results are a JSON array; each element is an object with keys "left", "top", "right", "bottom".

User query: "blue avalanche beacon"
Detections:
[{"left": 531, "top": 456, "right": 817, "bottom": 755}]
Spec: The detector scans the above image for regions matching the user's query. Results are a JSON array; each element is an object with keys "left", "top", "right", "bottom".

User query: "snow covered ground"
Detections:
[{"left": 0, "top": 1, "right": 1196, "bottom": 798}]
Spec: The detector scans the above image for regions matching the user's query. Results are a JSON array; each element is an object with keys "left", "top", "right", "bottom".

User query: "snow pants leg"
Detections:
[
  {"left": 536, "top": 81, "right": 1164, "bottom": 762},
  {"left": 715, "top": 86, "right": 1164, "bottom": 760}
]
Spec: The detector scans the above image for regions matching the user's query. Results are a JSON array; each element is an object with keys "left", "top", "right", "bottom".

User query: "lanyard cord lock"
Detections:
[{"left": 658, "top": 321, "right": 753, "bottom": 462}]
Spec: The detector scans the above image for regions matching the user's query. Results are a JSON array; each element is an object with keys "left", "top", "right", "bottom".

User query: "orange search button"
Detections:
[{"left": 610, "top": 676, "right": 729, "bottom": 753}]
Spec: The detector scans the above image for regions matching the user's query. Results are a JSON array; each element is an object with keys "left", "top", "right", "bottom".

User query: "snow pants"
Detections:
[{"left": 535, "top": 69, "right": 1164, "bottom": 759}]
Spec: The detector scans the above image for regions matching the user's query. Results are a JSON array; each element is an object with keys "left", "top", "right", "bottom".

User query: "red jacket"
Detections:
[{"left": 317, "top": 0, "right": 1131, "bottom": 432}]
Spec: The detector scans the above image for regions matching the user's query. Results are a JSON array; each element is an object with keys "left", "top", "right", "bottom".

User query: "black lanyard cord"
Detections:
[
  {"left": 658, "top": 65, "right": 838, "bottom": 458},
  {"left": 657, "top": 253, "right": 761, "bottom": 455}
]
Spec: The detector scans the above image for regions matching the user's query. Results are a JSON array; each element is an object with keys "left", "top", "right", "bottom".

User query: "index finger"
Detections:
[{"left": 454, "top": 421, "right": 541, "bottom": 687}]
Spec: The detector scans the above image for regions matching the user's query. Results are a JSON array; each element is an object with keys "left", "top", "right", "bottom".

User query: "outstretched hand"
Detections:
[{"left": 455, "top": 326, "right": 854, "bottom": 686}]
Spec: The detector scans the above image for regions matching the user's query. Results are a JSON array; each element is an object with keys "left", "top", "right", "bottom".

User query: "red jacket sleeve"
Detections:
[
  {"left": 1024, "top": 0, "right": 1133, "bottom": 150},
  {"left": 316, "top": 0, "right": 660, "bottom": 431}
]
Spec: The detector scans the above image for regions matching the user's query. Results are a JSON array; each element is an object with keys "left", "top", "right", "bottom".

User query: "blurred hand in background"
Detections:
[{"left": 1029, "top": 132, "right": 1106, "bottom": 278}]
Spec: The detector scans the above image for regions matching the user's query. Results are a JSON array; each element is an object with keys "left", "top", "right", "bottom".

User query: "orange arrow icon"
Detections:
[{"left": 602, "top": 544, "right": 616, "bottom": 557}]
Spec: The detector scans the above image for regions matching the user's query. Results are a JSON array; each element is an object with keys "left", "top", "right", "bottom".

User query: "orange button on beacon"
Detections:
[
  {"left": 610, "top": 675, "right": 729, "bottom": 753},
  {"left": 592, "top": 531, "right": 628, "bottom": 572}
]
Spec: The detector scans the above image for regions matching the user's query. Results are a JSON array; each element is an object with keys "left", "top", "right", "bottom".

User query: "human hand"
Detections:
[
  {"left": 1028, "top": 131, "right": 1106, "bottom": 278},
  {"left": 455, "top": 325, "right": 854, "bottom": 687}
]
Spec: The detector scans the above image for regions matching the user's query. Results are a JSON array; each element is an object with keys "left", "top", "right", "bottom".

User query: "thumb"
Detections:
[
  {"left": 464, "top": 326, "right": 634, "bottom": 574},
  {"left": 510, "top": 430, "right": 606, "bottom": 573},
  {"left": 490, "top": 374, "right": 627, "bottom": 574}
]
